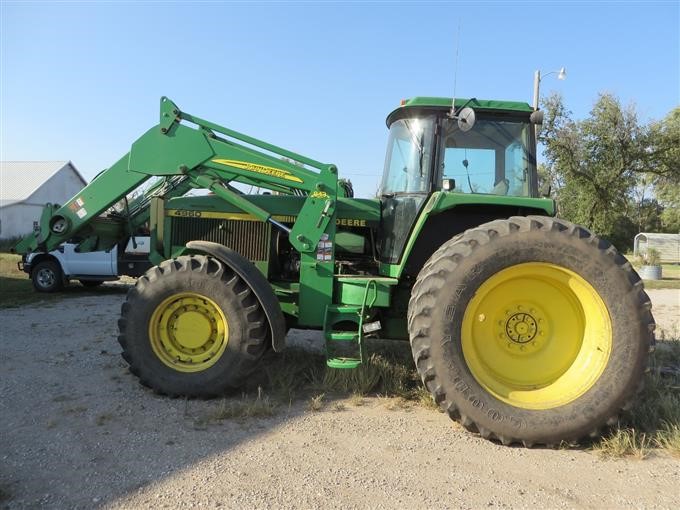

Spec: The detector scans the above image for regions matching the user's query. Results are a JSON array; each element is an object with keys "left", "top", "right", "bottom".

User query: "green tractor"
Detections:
[{"left": 14, "top": 95, "right": 654, "bottom": 446}]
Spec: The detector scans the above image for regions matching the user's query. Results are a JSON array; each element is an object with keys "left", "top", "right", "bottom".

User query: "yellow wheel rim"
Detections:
[
  {"left": 149, "top": 292, "right": 229, "bottom": 373},
  {"left": 461, "top": 263, "right": 612, "bottom": 410}
]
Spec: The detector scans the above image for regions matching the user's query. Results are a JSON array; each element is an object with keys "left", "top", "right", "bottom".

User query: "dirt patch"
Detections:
[
  {"left": 649, "top": 288, "right": 680, "bottom": 337},
  {"left": 0, "top": 289, "right": 678, "bottom": 509}
]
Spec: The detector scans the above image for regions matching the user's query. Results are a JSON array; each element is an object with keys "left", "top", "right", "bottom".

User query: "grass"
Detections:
[
  {"left": 0, "top": 253, "right": 127, "bottom": 308},
  {"left": 331, "top": 401, "right": 346, "bottom": 412},
  {"left": 594, "top": 340, "right": 680, "bottom": 458},
  {"left": 0, "top": 253, "right": 36, "bottom": 307},
  {"left": 595, "top": 429, "right": 653, "bottom": 459},
  {"left": 349, "top": 393, "right": 366, "bottom": 406},
  {"left": 184, "top": 342, "right": 431, "bottom": 427},
  {"left": 413, "top": 385, "right": 440, "bottom": 410},
  {"left": 262, "top": 339, "right": 423, "bottom": 401},
  {"left": 257, "top": 338, "right": 680, "bottom": 458},
  {"left": 641, "top": 278, "right": 680, "bottom": 290},
  {"left": 307, "top": 393, "right": 325, "bottom": 411},
  {"left": 654, "top": 424, "right": 680, "bottom": 457},
  {"left": 193, "top": 387, "right": 277, "bottom": 427},
  {"left": 657, "top": 264, "right": 680, "bottom": 279},
  {"left": 384, "top": 396, "right": 411, "bottom": 411}
]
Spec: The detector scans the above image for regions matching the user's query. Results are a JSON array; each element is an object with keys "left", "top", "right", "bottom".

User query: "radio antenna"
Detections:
[{"left": 449, "top": 20, "right": 462, "bottom": 118}]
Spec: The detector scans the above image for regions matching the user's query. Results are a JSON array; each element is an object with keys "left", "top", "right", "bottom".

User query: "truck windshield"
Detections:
[
  {"left": 441, "top": 116, "right": 534, "bottom": 197},
  {"left": 380, "top": 117, "right": 435, "bottom": 195}
]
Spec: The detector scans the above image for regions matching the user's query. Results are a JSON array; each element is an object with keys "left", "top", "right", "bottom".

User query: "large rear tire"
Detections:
[
  {"left": 118, "top": 255, "right": 268, "bottom": 397},
  {"left": 408, "top": 216, "right": 655, "bottom": 446}
]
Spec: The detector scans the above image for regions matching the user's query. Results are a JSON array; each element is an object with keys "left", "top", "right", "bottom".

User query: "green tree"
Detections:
[
  {"left": 539, "top": 93, "right": 649, "bottom": 249},
  {"left": 647, "top": 108, "right": 680, "bottom": 232}
]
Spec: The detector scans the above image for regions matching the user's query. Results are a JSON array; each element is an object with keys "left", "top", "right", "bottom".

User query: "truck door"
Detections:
[{"left": 60, "top": 243, "right": 116, "bottom": 276}]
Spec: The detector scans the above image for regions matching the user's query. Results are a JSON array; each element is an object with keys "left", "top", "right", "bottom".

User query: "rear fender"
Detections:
[
  {"left": 185, "top": 241, "right": 287, "bottom": 352},
  {"left": 398, "top": 198, "right": 555, "bottom": 279}
]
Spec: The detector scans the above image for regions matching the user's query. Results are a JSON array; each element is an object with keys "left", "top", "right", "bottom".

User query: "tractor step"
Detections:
[
  {"left": 324, "top": 305, "right": 363, "bottom": 369},
  {"left": 326, "top": 357, "right": 362, "bottom": 369},
  {"left": 325, "top": 304, "right": 362, "bottom": 315},
  {"left": 323, "top": 277, "right": 393, "bottom": 369},
  {"left": 327, "top": 331, "right": 358, "bottom": 341}
]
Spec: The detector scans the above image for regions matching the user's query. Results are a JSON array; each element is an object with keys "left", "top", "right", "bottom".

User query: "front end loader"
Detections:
[{"left": 14, "top": 96, "right": 654, "bottom": 446}]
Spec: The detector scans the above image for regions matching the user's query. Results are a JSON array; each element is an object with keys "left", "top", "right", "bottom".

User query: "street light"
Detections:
[{"left": 533, "top": 67, "right": 567, "bottom": 110}]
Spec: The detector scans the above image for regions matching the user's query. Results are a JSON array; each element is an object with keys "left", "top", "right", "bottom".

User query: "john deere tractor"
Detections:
[{"left": 14, "top": 95, "right": 654, "bottom": 446}]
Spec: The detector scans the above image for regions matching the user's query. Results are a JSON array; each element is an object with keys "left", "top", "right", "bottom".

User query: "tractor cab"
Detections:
[{"left": 378, "top": 97, "right": 540, "bottom": 264}]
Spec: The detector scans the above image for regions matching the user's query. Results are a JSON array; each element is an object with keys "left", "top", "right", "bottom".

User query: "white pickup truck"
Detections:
[{"left": 19, "top": 236, "right": 152, "bottom": 292}]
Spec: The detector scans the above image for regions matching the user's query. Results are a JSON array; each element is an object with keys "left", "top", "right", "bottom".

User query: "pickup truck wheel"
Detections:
[
  {"left": 79, "top": 280, "right": 104, "bottom": 288},
  {"left": 31, "top": 260, "right": 64, "bottom": 293},
  {"left": 118, "top": 255, "right": 268, "bottom": 397}
]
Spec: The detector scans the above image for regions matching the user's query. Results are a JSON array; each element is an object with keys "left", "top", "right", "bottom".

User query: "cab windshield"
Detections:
[
  {"left": 380, "top": 117, "right": 435, "bottom": 195},
  {"left": 441, "top": 116, "right": 534, "bottom": 197}
]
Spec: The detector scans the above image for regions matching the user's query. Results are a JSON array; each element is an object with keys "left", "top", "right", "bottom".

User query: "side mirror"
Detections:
[
  {"left": 457, "top": 107, "right": 476, "bottom": 132},
  {"left": 442, "top": 178, "right": 456, "bottom": 191}
]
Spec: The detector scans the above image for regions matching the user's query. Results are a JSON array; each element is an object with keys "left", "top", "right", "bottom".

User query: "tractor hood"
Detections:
[{"left": 166, "top": 194, "right": 381, "bottom": 228}]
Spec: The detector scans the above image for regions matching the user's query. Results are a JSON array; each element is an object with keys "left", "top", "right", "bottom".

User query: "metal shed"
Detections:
[{"left": 633, "top": 233, "right": 680, "bottom": 264}]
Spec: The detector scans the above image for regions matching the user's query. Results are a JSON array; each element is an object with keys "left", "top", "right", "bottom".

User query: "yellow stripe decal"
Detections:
[
  {"left": 166, "top": 209, "right": 368, "bottom": 227},
  {"left": 167, "top": 209, "right": 293, "bottom": 221},
  {"left": 211, "top": 159, "right": 304, "bottom": 184}
]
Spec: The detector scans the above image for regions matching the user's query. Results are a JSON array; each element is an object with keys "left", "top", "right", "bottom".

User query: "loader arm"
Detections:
[{"left": 14, "top": 97, "right": 338, "bottom": 257}]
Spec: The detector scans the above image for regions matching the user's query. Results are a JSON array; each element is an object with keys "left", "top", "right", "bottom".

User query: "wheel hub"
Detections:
[
  {"left": 494, "top": 304, "right": 548, "bottom": 354},
  {"left": 171, "top": 309, "right": 214, "bottom": 350},
  {"left": 37, "top": 268, "right": 55, "bottom": 287},
  {"left": 149, "top": 293, "right": 229, "bottom": 373},
  {"left": 506, "top": 312, "right": 537, "bottom": 343}
]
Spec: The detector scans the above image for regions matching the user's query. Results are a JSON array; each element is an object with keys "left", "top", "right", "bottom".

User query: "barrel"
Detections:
[{"left": 639, "top": 265, "right": 662, "bottom": 280}]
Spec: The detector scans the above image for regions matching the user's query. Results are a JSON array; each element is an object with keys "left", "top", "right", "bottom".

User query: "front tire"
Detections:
[
  {"left": 408, "top": 216, "right": 654, "bottom": 446},
  {"left": 118, "top": 255, "right": 268, "bottom": 397},
  {"left": 31, "top": 260, "right": 64, "bottom": 293}
]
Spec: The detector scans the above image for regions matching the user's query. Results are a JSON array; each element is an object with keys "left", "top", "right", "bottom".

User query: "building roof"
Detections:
[
  {"left": 635, "top": 232, "right": 680, "bottom": 239},
  {"left": 0, "top": 161, "right": 87, "bottom": 207}
]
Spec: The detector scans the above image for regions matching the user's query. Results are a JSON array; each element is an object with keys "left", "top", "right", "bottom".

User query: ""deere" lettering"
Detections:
[{"left": 336, "top": 218, "right": 366, "bottom": 227}]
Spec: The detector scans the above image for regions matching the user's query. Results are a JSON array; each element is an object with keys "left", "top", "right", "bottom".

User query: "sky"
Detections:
[{"left": 1, "top": 0, "right": 678, "bottom": 197}]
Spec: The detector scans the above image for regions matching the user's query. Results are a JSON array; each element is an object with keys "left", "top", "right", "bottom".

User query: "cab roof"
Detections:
[{"left": 386, "top": 96, "right": 533, "bottom": 127}]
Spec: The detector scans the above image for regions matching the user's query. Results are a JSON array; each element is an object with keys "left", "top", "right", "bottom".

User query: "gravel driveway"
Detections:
[{"left": 1, "top": 286, "right": 678, "bottom": 509}]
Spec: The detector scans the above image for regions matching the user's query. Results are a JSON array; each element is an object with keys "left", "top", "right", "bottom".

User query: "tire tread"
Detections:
[{"left": 407, "top": 215, "right": 655, "bottom": 445}]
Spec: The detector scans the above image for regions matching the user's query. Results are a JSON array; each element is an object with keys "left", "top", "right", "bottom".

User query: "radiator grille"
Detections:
[{"left": 171, "top": 218, "right": 271, "bottom": 261}]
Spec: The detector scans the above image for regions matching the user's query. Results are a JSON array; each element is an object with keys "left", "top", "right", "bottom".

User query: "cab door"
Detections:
[{"left": 378, "top": 116, "right": 436, "bottom": 264}]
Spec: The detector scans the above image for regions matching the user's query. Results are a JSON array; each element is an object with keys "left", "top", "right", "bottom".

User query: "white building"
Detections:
[
  {"left": 0, "top": 161, "right": 87, "bottom": 239},
  {"left": 634, "top": 232, "right": 680, "bottom": 264}
]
